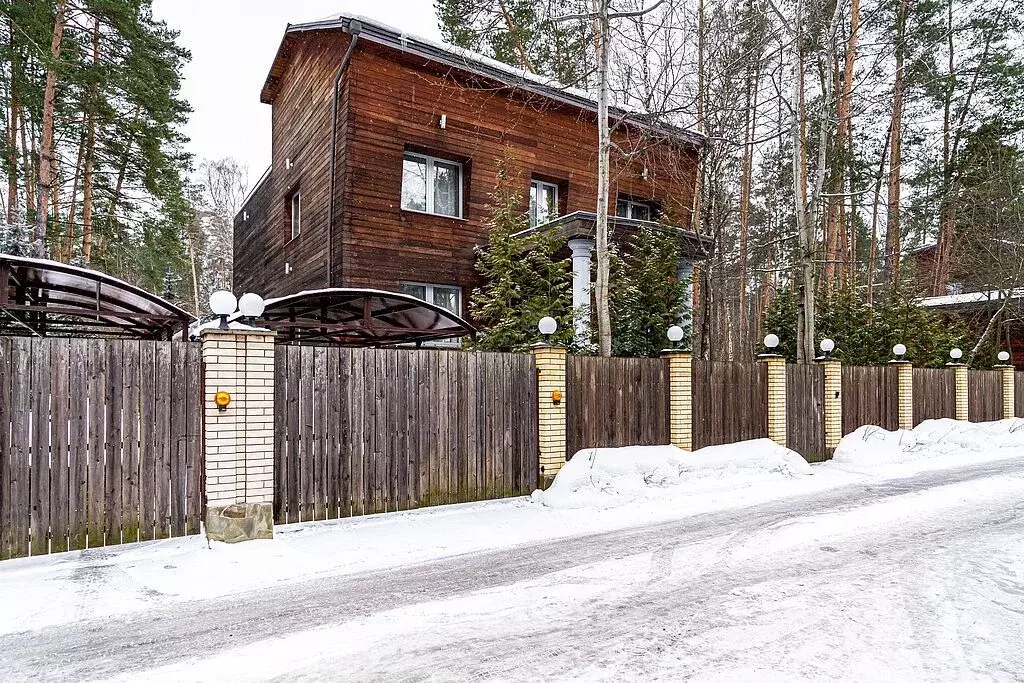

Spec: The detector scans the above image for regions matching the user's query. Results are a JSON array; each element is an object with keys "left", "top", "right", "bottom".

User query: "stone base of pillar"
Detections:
[{"left": 205, "top": 503, "right": 274, "bottom": 543}]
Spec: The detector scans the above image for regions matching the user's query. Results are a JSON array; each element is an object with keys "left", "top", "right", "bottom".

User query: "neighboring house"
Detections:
[{"left": 233, "top": 13, "right": 707, "bottom": 334}]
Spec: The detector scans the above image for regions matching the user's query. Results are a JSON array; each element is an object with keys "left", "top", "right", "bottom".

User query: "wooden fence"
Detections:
[
  {"left": 842, "top": 365, "right": 899, "bottom": 433},
  {"left": 0, "top": 338, "right": 202, "bottom": 559},
  {"left": 566, "top": 356, "right": 669, "bottom": 457},
  {"left": 913, "top": 368, "right": 956, "bottom": 423},
  {"left": 693, "top": 361, "right": 767, "bottom": 449},
  {"left": 786, "top": 363, "right": 826, "bottom": 461},
  {"left": 274, "top": 347, "right": 538, "bottom": 524},
  {"left": 1018, "top": 372, "right": 1024, "bottom": 418},
  {"left": 968, "top": 370, "right": 1003, "bottom": 422}
]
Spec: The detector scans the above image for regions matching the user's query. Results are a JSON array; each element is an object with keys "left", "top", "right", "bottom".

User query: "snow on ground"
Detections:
[{"left": 0, "top": 419, "right": 1021, "bottom": 639}]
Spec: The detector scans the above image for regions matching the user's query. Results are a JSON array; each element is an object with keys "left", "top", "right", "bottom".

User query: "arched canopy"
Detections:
[
  {"left": 258, "top": 288, "right": 476, "bottom": 346},
  {"left": 0, "top": 254, "right": 192, "bottom": 339}
]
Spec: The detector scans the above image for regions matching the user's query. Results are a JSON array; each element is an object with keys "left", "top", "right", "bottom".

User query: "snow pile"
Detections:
[
  {"left": 535, "top": 439, "right": 812, "bottom": 509},
  {"left": 832, "top": 418, "right": 1024, "bottom": 469}
]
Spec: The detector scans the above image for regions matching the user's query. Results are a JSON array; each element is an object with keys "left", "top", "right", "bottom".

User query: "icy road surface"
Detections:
[{"left": 3, "top": 457, "right": 1024, "bottom": 682}]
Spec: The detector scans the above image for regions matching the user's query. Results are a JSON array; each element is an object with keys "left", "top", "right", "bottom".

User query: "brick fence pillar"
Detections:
[
  {"left": 818, "top": 358, "right": 843, "bottom": 452},
  {"left": 201, "top": 327, "right": 277, "bottom": 543},
  {"left": 951, "top": 363, "right": 969, "bottom": 421},
  {"left": 661, "top": 350, "right": 693, "bottom": 451},
  {"left": 891, "top": 360, "right": 914, "bottom": 430},
  {"left": 759, "top": 354, "right": 787, "bottom": 447},
  {"left": 997, "top": 363, "right": 1014, "bottom": 419},
  {"left": 531, "top": 343, "right": 567, "bottom": 486}
]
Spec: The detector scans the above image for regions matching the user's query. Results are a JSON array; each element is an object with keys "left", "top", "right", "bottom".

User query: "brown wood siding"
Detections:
[
  {"left": 236, "top": 33, "right": 698, "bottom": 310},
  {"left": 235, "top": 31, "right": 353, "bottom": 297}
]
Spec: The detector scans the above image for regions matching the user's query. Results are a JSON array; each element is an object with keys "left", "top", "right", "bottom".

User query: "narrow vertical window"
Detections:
[
  {"left": 288, "top": 189, "right": 301, "bottom": 240},
  {"left": 530, "top": 179, "right": 559, "bottom": 227}
]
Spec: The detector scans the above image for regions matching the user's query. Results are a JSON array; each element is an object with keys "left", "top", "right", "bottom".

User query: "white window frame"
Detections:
[
  {"left": 530, "top": 179, "right": 560, "bottom": 227},
  {"left": 398, "top": 282, "right": 463, "bottom": 347},
  {"left": 616, "top": 196, "right": 656, "bottom": 222},
  {"left": 289, "top": 190, "right": 301, "bottom": 240},
  {"left": 401, "top": 152, "right": 463, "bottom": 218}
]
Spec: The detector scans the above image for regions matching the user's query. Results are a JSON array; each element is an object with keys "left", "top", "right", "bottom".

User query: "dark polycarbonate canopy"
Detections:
[
  {"left": 0, "top": 254, "right": 192, "bottom": 339},
  {"left": 257, "top": 288, "right": 476, "bottom": 346}
]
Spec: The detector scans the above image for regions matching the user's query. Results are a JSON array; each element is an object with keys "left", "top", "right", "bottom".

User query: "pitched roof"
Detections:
[{"left": 260, "top": 13, "right": 705, "bottom": 149}]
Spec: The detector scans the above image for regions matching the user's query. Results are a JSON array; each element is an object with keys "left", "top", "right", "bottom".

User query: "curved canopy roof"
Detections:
[
  {"left": 0, "top": 254, "right": 192, "bottom": 339},
  {"left": 258, "top": 288, "right": 476, "bottom": 346}
]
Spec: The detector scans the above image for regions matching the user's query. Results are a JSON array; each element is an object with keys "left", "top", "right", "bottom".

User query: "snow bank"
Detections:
[
  {"left": 832, "top": 418, "right": 1024, "bottom": 470},
  {"left": 535, "top": 439, "right": 812, "bottom": 509}
]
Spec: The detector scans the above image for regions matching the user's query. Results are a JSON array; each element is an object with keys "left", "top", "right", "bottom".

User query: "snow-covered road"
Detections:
[{"left": 3, "top": 456, "right": 1023, "bottom": 681}]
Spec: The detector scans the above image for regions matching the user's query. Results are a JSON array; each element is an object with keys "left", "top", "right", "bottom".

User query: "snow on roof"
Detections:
[
  {"left": 919, "top": 288, "right": 1024, "bottom": 308},
  {"left": 270, "top": 13, "right": 704, "bottom": 148}
]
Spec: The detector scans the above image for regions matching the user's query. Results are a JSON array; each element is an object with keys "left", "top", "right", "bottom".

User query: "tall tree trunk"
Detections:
[
  {"left": 82, "top": 17, "right": 100, "bottom": 264},
  {"left": 593, "top": 0, "right": 613, "bottom": 356},
  {"left": 827, "top": 0, "right": 860, "bottom": 291},
  {"left": 63, "top": 130, "right": 85, "bottom": 262},
  {"left": 792, "top": 23, "right": 816, "bottom": 364},
  {"left": 738, "top": 68, "right": 758, "bottom": 352},
  {"left": 19, "top": 106, "right": 34, "bottom": 227},
  {"left": 884, "top": 0, "right": 908, "bottom": 290},
  {"left": 866, "top": 124, "right": 891, "bottom": 305},
  {"left": 6, "top": 25, "right": 18, "bottom": 225},
  {"left": 35, "top": 0, "right": 68, "bottom": 257}
]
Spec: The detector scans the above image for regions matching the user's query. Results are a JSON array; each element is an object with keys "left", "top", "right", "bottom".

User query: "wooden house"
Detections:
[{"left": 234, "top": 13, "right": 707, "bottom": 334}]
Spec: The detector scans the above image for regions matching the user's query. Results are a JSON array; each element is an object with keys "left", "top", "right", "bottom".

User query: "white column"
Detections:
[
  {"left": 568, "top": 238, "right": 595, "bottom": 344},
  {"left": 677, "top": 257, "right": 694, "bottom": 332}
]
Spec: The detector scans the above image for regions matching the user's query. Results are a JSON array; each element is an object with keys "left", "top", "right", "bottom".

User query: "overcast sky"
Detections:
[{"left": 151, "top": 1, "right": 443, "bottom": 188}]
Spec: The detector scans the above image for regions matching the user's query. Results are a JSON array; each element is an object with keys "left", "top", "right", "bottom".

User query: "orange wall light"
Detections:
[
  {"left": 214, "top": 390, "right": 231, "bottom": 411},
  {"left": 551, "top": 389, "right": 563, "bottom": 405}
]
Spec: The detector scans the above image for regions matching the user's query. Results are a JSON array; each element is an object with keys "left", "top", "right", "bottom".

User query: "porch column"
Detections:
[
  {"left": 201, "top": 327, "right": 277, "bottom": 543},
  {"left": 568, "top": 238, "right": 595, "bottom": 345}
]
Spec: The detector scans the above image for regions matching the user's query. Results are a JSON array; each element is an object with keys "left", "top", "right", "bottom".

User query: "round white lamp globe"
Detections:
[
  {"left": 763, "top": 333, "right": 780, "bottom": 349},
  {"left": 667, "top": 325, "right": 684, "bottom": 343},
  {"left": 820, "top": 338, "right": 835, "bottom": 353},
  {"left": 538, "top": 316, "right": 557, "bottom": 337},
  {"left": 950, "top": 347, "right": 963, "bottom": 360},
  {"left": 998, "top": 351, "right": 1010, "bottom": 362},
  {"left": 238, "top": 292, "right": 266, "bottom": 318},
  {"left": 209, "top": 290, "right": 237, "bottom": 316},
  {"left": 892, "top": 343, "right": 907, "bottom": 358}
]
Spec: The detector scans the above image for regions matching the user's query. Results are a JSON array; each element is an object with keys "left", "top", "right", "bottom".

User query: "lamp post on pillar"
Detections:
[
  {"left": 662, "top": 325, "right": 692, "bottom": 451},
  {"left": 890, "top": 343, "right": 914, "bottom": 430},
  {"left": 758, "top": 334, "right": 787, "bottom": 447},
  {"left": 947, "top": 347, "right": 969, "bottom": 421},
  {"left": 996, "top": 350, "right": 1015, "bottom": 419},
  {"left": 567, "top": 238, "right": 595, "bottom": 346},
  {"left": 815, "top": 338, "right": 842, "bottom": 454}
]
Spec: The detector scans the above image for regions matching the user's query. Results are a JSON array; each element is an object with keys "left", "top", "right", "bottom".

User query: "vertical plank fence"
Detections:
[
  {"left": 566, "top": 356, "right": 669, "bottom": 457},
  {"left": 786, "top": 363, "right": 825, "bottom": 461},
  {"left": 692, "top": 361, "right": 767, "bottom": 449},
  {"left": 842, "top": 365, "right": 899, "bottom": 434},
  {"left": 0, "top": 338, "right": 202, "bottom": 560},
  {"left": 1017, "top": 372, "right": 1024, "bottom": 419},
  {"left": 968, "top": 370, "right": 1003, "bottom": 422},
  {"left": 274, "top": 347, "right": 538, "bottom": 525},
  {"left": 913, "top": 368, "right": 956, "bottom": 425}
]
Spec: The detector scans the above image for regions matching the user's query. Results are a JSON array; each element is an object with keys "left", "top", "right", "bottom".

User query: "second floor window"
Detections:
[
  {"left": 616, "top": 195, "right": 657, "bottom": 222},
  {"left": 530, "top": 179, "right": 559, "bottom": 227},
  {"left": 402, "top": 152, "right": 462, "bottom": 218},
  {"left": 288, "top": 189, "right": 301, "bottom": 240}
]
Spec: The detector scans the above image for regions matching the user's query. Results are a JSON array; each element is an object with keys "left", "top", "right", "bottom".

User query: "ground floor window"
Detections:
[{"left": 399, "top": 282, "right": 463, "bottom": 347}]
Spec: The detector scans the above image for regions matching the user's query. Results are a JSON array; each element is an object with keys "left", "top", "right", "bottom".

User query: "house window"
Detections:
[
  {"left": 288, "top": 189, "right": 301, "bottom": 240},
  {"left": 401, "top": 152, "right": 463, "bottom": 218},
  {"left": 399, "top": 282, "right": 462, "bottom": 317},
  {"left": 616, "top": 195, "right": 657, "bottom": 222},
  {"left": 530, "top": 179, "right": 559, "bottom": 227}
]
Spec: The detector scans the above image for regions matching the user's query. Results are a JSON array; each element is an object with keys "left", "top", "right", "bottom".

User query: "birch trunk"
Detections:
[{"left": 593, "top": 0, "right": 613, "bottom": 356}]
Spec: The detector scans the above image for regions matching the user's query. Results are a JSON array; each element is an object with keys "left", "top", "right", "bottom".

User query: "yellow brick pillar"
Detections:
[
  {"left": 201, "top": 327, "right": 277, "bottom": 543},
  {"left": 818, "top": 358, "right": 843, "bottom": 452},
  {"left": 890, "top": 360, "right": 914, "bottom": 430},
  {"left": 662, "top": 350, "right": 693, "bottom": 450},
  {"left": 951, "top": 363, "right": 969, "bottom": 421},
  {"left": 996, "top": 363, "right": 1015, "bottom": 419},
  {"left": 531, "top": 343, "right": 567, "bottom": 486},
  {"left": 759, "top": 354, "right": 787, "bottom": 447}
]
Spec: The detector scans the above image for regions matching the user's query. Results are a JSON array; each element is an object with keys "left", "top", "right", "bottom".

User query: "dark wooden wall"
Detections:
[
  {"left": 236, "top": 31, "right": 699, "bottom": 314},
  {"left": 273, "top": 346, "right": 538, "bottom": 523},
  {"left": 692, "top": 361, "right": 767, "bottom": 449},
  {"left": 565, "top": 356, "right": 670, "bottom": 458},
  {"left": 0, "top": 339, "right": 202, "bottom": 559},
  {"left": 913, "top": 368, "right": 956, "bottom": 424}
]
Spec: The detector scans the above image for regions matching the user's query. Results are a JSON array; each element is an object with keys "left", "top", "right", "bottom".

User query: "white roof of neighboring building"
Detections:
[{"left": 920, "top": 288, "right": 1024, "bottom": 308}]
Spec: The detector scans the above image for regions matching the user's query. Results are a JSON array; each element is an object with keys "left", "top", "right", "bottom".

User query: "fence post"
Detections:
[
  {"left": 201, "top": 327, "right": 277, "bottom": 543},
  {"left": 996, "top": 363, "right": 1015, "bottom": 419},
  {"left": 531, "top": 342, "right": 567, "bottom": 486},
  {"left": 891, "top": 360, "right": 914, "bottom": 430},
  {"left": 759, "top": 353, "right": 787, "bottom": 447},
  {"left": 818, "top": 357, "right": 842, "bottom": 452},
  {"left": 950, "top": 363, "right": 969, "bottom": 421},
  {"left": 662, "top": 350, "right": 693, "bottom": 450}
]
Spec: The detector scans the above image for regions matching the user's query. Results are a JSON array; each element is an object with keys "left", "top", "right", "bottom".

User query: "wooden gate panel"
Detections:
[
  {"left": 913, "top": 368, "right": 956, "bottom": 425},
  {"left": 968, "top": 370, "right": 1003, "bottom": 422},
  {"left": 787, "top": 363, "right": 825, "bottom": 462},
  {"left": 692, "top": 361, "right": 768, "bottom": 449}
]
